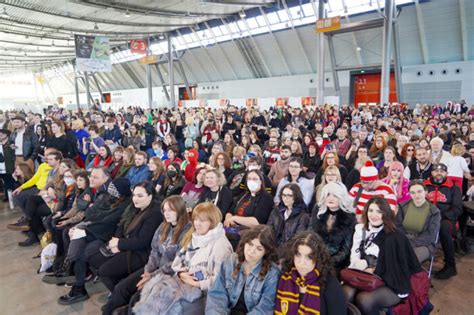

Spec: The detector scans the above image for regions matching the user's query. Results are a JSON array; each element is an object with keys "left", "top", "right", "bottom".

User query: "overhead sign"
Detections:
[
  {"left": 130, "top": 39, "right": 148, "bottom": 54},
  {"left": 75, "top": 34, "right": 111, "bottom": 72},
  {"left": 316, "top": 16, "right": 341, "bottom": 33},
  {"left": 138, "top": 55, "right": 158, "bottom": 65}
]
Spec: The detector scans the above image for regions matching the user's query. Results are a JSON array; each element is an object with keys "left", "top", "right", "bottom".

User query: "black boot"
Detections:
[
  {"left": 57, "top": 284, "right": 89, "bottom": 305},
  {"left": 18, "top": 232, "right": 39, "bottom": 247},
  {"left": 54, "top": 258, "right": 73, "bottom": 277},
  {"left": 434, "top": 264, "right": 457, "bottom": 280}
]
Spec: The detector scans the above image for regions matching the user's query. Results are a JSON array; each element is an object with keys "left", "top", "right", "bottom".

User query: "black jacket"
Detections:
[
  {"left": 47, "top": 134, "right": 77, "bottom": 158},
  {"left": 116, "top": 201, "right": 163, "bottom": 263},
  {"left": 267, "top": 203, "right": 309, "bottom": 247},
  {"left": 374, "top": 228, "right": 422, "bottom": 295},
  {"left": 229, "top": 190, "right": 274, "bottom": 224},
  {"left": 10, "top": 128, "right": 38, "bottom": 160},
  {"left": 1, "top": 141, "right": 15, "bottom": 174},
  {"left": 199, "top": 185, "right": 234, "bottom": 217},
  {"left": 424, "top": 177, "right": 463, "bottom": 221},
  {"left": 86, "top": 197, "right": 132, "bottom": 241},
  {"left": 311, "top": 207, "right": 356, "bottom": 269}
]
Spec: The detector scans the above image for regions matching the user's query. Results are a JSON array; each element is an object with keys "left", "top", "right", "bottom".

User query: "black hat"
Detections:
[
  {"left": 432, "top": 163, "right": 448, "bottom": 172},
  {"left": 107, "top": 178, "right": 132, "bottom": 198},
  {"left": 0, "top": 128, "right": 11, "bottom": 136}
]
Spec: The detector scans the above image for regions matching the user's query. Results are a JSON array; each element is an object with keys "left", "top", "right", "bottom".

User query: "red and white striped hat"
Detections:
[{"left": 360, "top": 160, "right": 378, "bottom": 181}]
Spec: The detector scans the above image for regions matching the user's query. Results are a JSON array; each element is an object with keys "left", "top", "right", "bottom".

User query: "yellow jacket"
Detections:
[{"left": 20, "top": 162, "right": 53, "bottom": 190}]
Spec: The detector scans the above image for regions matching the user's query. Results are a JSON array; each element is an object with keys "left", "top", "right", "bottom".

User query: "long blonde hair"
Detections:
[
  {"left": 315, "top": 165, "right": 341, "bottom": 203},
  {"left": 181, "top": 202, "right": 222, "bottom": 248}
]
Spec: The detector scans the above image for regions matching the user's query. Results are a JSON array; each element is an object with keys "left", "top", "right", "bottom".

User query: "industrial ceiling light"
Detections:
[
  {"left": 94, "top": 22, "right": 99, "bottom": 30},
  {"left": 125, "top": 9, "right": 131, "bottom": 18},
  {"left": 239, "top": 10, "right": 246, "bottom": 18},
  {"left": 52, "top": 40, "right": 55, "bottom": 46},
  {"left": 158, "top": 33, "right": 165, "bottom": 40},
  {"left": 0, "top": 7, "right": 9, "bottom": 18},
  {"left": 356, "top": 46, "right": 361, "bottom": 51}
]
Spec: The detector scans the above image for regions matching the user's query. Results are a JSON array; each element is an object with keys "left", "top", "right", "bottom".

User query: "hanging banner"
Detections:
[
  {"left": 301, "top": 97, "right": 315, "bottom": 107},
  {"left": 219, "top": 99, "right": 229, "bottom": 108},
  {"left": 130, "top": 39, "right": 148, "bottom": 54},
  {"left": 246, "top": 98, "right": 257, "bottom": 107},
  {"left": 75, "top": 34, "right": 111, "bottom": 72},
  {"left": 316, "top": 16, "right": 341, "bottom": 33},
  {"left": 275, "top": 97, "right": 288, "bottom": 107}
]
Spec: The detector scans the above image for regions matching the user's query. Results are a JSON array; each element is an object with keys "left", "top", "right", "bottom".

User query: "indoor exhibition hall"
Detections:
[{"left": 0, "top": 0, "right": 473, "bottom": 314}]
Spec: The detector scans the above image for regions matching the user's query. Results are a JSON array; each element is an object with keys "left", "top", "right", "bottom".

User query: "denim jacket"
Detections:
[{"left": 205, "top": 253, "right": 281, "bottom": 315}]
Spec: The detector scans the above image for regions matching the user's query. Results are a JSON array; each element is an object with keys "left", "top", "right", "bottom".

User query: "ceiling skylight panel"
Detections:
[{"left": 247, "top": 17, "right": 258, "bottom": 29}]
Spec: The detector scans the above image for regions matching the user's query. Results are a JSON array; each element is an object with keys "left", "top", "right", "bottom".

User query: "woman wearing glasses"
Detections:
[{"left": 267, "top": 183, "right": 310, "bottom": 248}]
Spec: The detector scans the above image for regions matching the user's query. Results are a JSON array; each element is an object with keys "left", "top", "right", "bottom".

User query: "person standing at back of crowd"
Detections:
[
  {"left": 0, "top": 128, "right": 15, "bottom": 202},
  {"left": 10, "top": 115, "right": 38, "bottom": 171}
]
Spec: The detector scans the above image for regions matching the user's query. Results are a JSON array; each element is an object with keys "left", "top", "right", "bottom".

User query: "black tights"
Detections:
[{"left": 343, "top": 285, "right": 400, "bottom": 315}]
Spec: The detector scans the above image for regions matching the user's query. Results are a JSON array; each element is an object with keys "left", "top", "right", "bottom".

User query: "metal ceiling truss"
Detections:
[
  {"left": 236, "top": 15, "right": 272, "bottom": 77},
  {"left": 414, "top": 0, "right": 428, "bottom": 64},
  {"left": 219, "top": 17, "right": 254, "bottom": 78},
  {"left": 258, "top": 6, "right": 292, "bottom": 76},
  {"left": 189, "top": 27, "right": 226, "bottom": 81},
  {"left": 459, "top": 0, "right": 468, "bottom": 61},
  {"left": 76, "top": 0, "right": 228, "bottom": 19},
  {"left": 1, "top": 0, "right": 194, "bottom": 28},
  {"left": 175, "top": 29, "right": 213, "bottom": 82},
  {"left": 281, "top": 0, "right": 313, "bottom": 72},
  {"left": 203, "top": 21, "right": 240, "bottom": 80}
]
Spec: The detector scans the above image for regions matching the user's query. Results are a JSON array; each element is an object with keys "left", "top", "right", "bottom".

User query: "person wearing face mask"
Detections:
[
  {"left": 160, "top": 163, "right": 186, "bottom": 200},
  {"left": 228, "top": 155, "right": 273, "bottom": 202},
  {"left": 275, "top": 231, "right": 347, "bottom": 315},
  {"left": 205, "top": 225, "right": 281, "bottom": 315},
  {"left": 267, "top": 184, "right": 309, "bottom": 248},
  {"left": 58, "top": 175, "right": 132, "bottom": 305},
  {"left": 342, "top": 197, "right": 423, "bottom": 315},
  {"left": 311, "top": 182, "right": 356, "bottom": 270},
  {"left": 224, "top": 170, "right": 273, "bottom": 248},
  {"left": 424, "top": 164, "right": 462, "bottom": 279}
]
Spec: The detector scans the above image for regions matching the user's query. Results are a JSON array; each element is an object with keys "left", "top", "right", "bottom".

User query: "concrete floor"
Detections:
[{"left": 0, "top": 203, "right": 473, "bottom": 315}]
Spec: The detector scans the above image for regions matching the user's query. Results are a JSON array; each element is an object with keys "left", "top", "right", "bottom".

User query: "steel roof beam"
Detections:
[
  {"left": 325, "top": 18, "right": 385, "bottom": 35},
  {"left": 459, "top": 0, "right": 468, "bottom": 61},
  {"left": 414, "top": 0, "right": 429, "bottom": 64}
]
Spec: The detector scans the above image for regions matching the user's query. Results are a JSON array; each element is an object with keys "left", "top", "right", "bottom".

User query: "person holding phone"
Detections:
[{"left": 132, "top": 202, "right": 232, "bottom": 314}]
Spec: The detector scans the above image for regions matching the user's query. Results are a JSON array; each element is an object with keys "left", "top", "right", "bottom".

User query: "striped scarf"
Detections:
[{"left": 275, "top": 268, "right": 321, "bottom": 315}]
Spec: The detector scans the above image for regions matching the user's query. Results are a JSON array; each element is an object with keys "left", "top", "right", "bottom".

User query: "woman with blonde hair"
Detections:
[
  {"left": 133, "top": 202, "right": 232, "bottom": 314},
  {"left": 448, "top": 141, "right": 472, "bottom": 191},
  {"left": 315, "top": 165, "right": 342, "bottom": 204},
  {"left": 198, "top": 169, "right": 233, "bottom": 217}
]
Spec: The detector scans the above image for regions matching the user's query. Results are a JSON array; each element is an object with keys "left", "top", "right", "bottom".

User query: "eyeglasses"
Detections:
[{"left": 281, "top": 193, "right": 294, "bottom": 198}]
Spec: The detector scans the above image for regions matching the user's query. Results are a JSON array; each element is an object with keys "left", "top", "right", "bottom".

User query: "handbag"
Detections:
[{"left": 340, "top": 268, "right": 384, "bottom": 291}]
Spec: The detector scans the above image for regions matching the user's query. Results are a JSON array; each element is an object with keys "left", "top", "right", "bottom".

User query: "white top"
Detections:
[
  {"left": 349, "top": 223, "right": 382, "bottom": 271},
  {"left": 447, "top": 155, "right": 470, "bottom": 178},
  {"left": 14, "top": 128, "right": 24, "bottom": 156}
]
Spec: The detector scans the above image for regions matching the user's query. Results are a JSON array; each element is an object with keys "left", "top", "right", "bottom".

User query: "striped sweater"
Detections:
[{"left": 349, "top": 181, "right": 398, "bottom": 215}]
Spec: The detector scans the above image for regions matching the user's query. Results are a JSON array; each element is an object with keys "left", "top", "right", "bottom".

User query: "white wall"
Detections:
[{"left": 61, "top": 60, "right": 473, "bottom": 109}]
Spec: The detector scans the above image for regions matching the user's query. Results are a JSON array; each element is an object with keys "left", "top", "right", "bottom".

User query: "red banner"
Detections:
[
  {"left": 301, "top": 97, "right": 315, "bottom": 107},
  {"left": 130, "top": 39, "right": 148, "bottom": 54},
  {"left": 276, "top": 97, "right": 288, "bottom": 107}
]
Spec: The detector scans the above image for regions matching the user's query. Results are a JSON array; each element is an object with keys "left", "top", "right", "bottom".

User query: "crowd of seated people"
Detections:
[{"left": 1, "top": 100, "right": 473, "bottom": 315}]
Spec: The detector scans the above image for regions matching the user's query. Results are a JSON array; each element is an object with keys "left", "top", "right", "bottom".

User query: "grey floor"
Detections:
[{"left": 0, "top": 203, "right": 473, "bottom": 315}]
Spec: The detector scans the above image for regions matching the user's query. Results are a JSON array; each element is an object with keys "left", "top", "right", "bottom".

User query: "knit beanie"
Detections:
[
  {"left": 107, "top": 177, "right": 132, "bottom": 198},
  {"left": 360, "top": 160, "right": 378, "bottom": 181}
]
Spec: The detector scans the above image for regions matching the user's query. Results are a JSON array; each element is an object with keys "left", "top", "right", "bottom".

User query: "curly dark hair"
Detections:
[
  {"left": 282, "top": 231, "right": 333, "bottom": 289},
  {"left": 233, "top": 225, "right": 277, "bottom": 281}
]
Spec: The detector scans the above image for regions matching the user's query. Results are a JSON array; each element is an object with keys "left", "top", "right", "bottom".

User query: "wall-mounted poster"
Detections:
[
  {"left": 75, "top": 35, "right": 111, "bottom": 72},
  {"left": 246, "top": 98, "right": 257, "bottom": 107},
  {"left": 275, "top": 97, "right": 288, "bottom": 107},
  {"left": 301, "top": 97, "right": 315, "bottom": 107}
]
